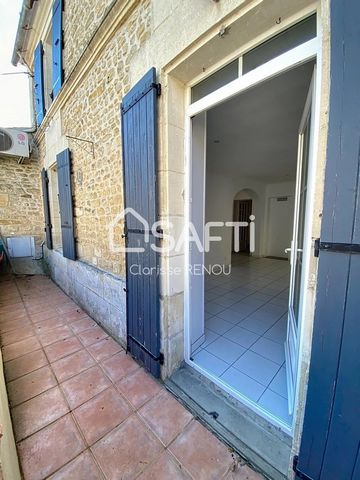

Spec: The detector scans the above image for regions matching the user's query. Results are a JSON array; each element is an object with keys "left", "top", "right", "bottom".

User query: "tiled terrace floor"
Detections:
[{"left": 0, "top": 273, "right": 263, "bottom": 480}]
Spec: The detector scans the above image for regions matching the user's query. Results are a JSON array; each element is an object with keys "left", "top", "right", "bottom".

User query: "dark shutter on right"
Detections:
[
  {"left": 34, "top": 41, "right": 45, "bottom": 125},
  {"left": 41, "top": 168, "right": 52, "bottom": 249},
  {"left": 57, "top": 148, "right": 76, "bottom": 260},
  {"left": 121, "top": 68, "right": 161, "bottom": 378}
]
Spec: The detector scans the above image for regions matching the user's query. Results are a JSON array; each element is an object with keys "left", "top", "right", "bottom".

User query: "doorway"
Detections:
[
  {"left": 233, "top": 198, "right": 252, "bottom": 253},
  {"left": 186, "top": 59, "right": 316, "bottom": 431}
]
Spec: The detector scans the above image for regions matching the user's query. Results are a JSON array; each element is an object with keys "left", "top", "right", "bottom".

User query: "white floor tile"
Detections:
[
  {"left": 269, "top": 365, "right": 288, "bottom": 398},
  {"left": 221, "top": 367, "right": 266, "bottom": 403},
  {"left": 205, "top": 302, "right": 225, "bottom": 315},
  {"left": 238, "top": 317, "right": 274, "bottom": 335},
  {"left": 223, "top": 325, "right": 260, "bottom": 349},
  {"left": 193, "top": 349, "right": 228, "bottom": 376},
  {"left": 264, "top": 318, "right": 287, "bottom": 344},
  {"left": 233, "top": 350, "right": 281, "bottom": 386},
  {"left": 230, "top": 302, "right": 258, "bottom": 316},
  {"left": 202, "top": 329, "right": 220, "bottom": 348},
  {"left": 213, "top": 296, "right": 238, "bottom": 308},
  {"left": 216, "top": 309, "right": 247, "bottom": 324},
  {"left": 205, "top": 337, "right": 245, "bottom": 364},
  {"left": 250, "top": 337, "right": 285, "bottom": 365},
  {"left": 258, "top": 389, "right": 292, "bottom": 425},
  {"left": 205, "top": 316, "right": 233, "bottom": 335}
]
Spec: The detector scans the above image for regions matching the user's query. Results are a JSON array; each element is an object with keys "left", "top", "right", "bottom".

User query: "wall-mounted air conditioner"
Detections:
[{"left": 0, "top": 128, "right": 29, "bottom": 158}]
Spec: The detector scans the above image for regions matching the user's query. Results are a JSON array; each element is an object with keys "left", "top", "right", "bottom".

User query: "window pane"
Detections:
[
  {"left": 243, "top": 15, "right": 316, "bottom": 74},
  {"left": 191, "top": 60, "right": 238, "bottom": 103}
]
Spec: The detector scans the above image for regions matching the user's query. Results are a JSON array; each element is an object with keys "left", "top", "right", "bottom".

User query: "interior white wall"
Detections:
[{"left": 205, "top": 169, "right": 296, "bottom": 265}]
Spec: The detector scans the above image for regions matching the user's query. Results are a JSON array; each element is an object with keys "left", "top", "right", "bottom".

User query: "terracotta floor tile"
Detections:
[
  {"left": 101, "top": 351, "right": 139, "bottom": 382},
  {"left": 17, "top": 414, "right": 85, "bottom": 480},
  {"left": 137, "top": 451, "right": 191, "bottom": 479},
  {"left": 70, "top": 317, "right": 97, "bottom": 334},
  {"left": 78, "top": 326, "right": 108, "bottom": 347},
  {"left": 0, "top": 309, "right": 27, "bottom": 322},
  {"left": 26, "top": 301, "right": 54, "bottom": 315},
  {"left": 0, "top": 325, "right": 35, "bottom": 345},
  {"left": 4, "top": 349, "right": 48, "bottom": 382},
  {"left": 48, "top": 451, "right": 104, "bottom": 480},
  {"left": 117, "top": 368, "right": 162, "bottom": 410},
  {"left": 11, "top": 386, "right": 69, "bottom": 441},
  {"left": 2, "top": 335, "right": 41, "bottom": 361},
  {"left": 62, "top": 308, "right": 89, "bottom": 323},
  {"left": 139, "top": 390, "right": 192, "bottom": 446},
  {"left": 29, "top": 308, "right": 59, "bottom": 323},
  {"left": 61, "top": 365, "right": 111, "bottom": 409},
  {"left": 223, "top": 463, "right": 264, "bottom": 479},
  {"left": 87, "top": 336, "right": 123, "bottom": 362},
  {"left": 38, "top": 325, "right": 74, "bottom": 347},
  {"left": 33, "top": 316, "right": 67, "bottom": 334},
  {"left": 45, "top": 336, "right": 83, "bottom": 362},
  {"left": 56, "top": 302, "right": 80, "bottom": 314},
  {"left": 169, "top": 420, "right": 236, "bottom": 480},
  {"left": 91, "top": 414, "right": 163, "bottom": 480},
  {"left": 0, "top": 319, "right": 31, "bottom": 334},
  {"left": 52, "top": 349, "right": 96, "bottom": 383},
  {"left": 74, "top": 386, "right": 132, "bottom": 445},
  {"left": 7, "top": 365, "right": 57, "bottom": 406}
]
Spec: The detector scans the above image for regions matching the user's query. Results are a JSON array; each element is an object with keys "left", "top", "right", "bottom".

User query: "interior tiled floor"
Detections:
[
  {"left": 193, "top": 255, "right": 292, "bottom": 426},
  {"left": 0, "top": 273, "right": 263, "bottom": 480}
]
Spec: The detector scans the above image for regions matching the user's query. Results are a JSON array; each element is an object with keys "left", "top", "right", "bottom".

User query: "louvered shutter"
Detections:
[
  {"left": 52, "top": 0, "right": 63, "bottom": 98},
  {"left": 57, "top": 149, "right": 76, "bottom": 260},
  {"left": 41, "top": 168, "right": 53, "bottom": 249},
  {"left": 121, "top": 68, "right": 162, "bottom": 377},
  {"left": 34, "top": 42, "right": 45, "bottom": 125}
]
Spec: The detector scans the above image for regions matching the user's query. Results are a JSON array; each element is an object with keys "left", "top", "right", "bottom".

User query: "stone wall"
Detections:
[
  {"left": 0, "top": 155, "right": 43, "bottom": 253},
  {"left": 63, "top": 0, "right": 115, "bottom": 77},
  {"left": 61, "top": 0, "right": 151, "bottom": 276}
]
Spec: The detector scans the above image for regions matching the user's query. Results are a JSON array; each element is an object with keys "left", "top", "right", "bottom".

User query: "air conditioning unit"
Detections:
[{"left": 0, "top": 128, "right": 29, "bottom": 158}]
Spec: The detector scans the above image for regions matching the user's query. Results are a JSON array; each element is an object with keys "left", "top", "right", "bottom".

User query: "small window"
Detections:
[
  {"left": 48, "top": 165, "right": 62, "bottom": 250},
  {"left": 191, "top": 60, "right": 239, "bottom": 103},
  {"left": 242, "top": 15, "right": 316, "bottom": 74}
]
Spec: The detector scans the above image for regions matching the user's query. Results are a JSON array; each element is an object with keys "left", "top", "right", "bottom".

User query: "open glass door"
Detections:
[{"left": 285, "top": 68, "right": 315, "bottom": 414}]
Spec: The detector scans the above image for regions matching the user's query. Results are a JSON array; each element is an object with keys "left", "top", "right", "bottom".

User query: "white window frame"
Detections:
[{"left": 183, "top": 10, "right": 322, "bottom": 435}]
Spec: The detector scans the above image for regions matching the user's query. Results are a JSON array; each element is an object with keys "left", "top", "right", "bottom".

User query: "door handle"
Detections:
[{"left": 285, "top": 247, "right": 292, "bottom": 253}]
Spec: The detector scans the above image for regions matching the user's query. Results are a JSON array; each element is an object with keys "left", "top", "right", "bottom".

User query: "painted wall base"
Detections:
[{"left": 45, "top": 249, "right": 127, "bottom": 346}]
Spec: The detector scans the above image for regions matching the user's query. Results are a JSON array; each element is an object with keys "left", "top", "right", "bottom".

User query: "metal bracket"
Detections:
[
  {"left": 314, "top": 238, "right": 360, "bottom": 257},
  {"left": 65, "top": 135, "right": 95, "bottom": 158},
  {"left": 292, "top": 455, "right": 314, "bottom": 480}
]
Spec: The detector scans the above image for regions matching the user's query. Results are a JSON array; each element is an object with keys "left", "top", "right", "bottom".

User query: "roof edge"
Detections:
[{"left": 11, "top": 0, "right": 37, "bottom": 66}]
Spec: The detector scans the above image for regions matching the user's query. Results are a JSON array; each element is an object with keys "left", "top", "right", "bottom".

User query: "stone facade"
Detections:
[{"left": 0, "top": 155, "right": 43, "bottom": 254}]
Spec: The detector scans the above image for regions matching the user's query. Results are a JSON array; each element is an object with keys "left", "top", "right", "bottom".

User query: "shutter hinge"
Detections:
[
  {"left": 152, "top": 82, "right": 161, "bottom": 96},
  {"left": 314, "top": 238, "right": 360, "bottom": 257},
  {"left": 292, "top": 455, "right": 314, "bottom": 480}
]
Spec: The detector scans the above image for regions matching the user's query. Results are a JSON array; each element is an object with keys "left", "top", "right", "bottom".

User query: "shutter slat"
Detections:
[
  {"left": 52, "top": 0, "right": 63, "bottom": 98},
  {"left": 41, "top": 168, "right": 53, "bottom": 249},
  {"left": 34, "top": 42, "right": 45, "bottom": 125},
  {"left": 121, "top": 67, "right": 161, "bottom": 378},
  {"left": 57, "top": 149, "right": 76, "bottom": 260}
]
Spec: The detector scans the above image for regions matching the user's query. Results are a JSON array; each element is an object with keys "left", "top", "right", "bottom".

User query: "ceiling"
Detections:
[{"left": 206, "top": 61, "right": 315, "bottom": 183}]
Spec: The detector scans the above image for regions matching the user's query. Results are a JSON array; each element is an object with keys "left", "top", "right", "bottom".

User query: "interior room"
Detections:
[{"left": 191, "top": 61, "right": 315, "bottom": 427}]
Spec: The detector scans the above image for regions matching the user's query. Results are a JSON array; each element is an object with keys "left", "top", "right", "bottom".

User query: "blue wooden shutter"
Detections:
[
  {"left": 57, "top": 148, "right": 76, "bottom": 260},
  {"left": 295, "top": 1, "right": 360, "bottom": 479},
  {"left": 52, "top": 0, "right": 63, "bottom": 98},
  {"left": 121, "top": 68, "right": 162, "bottom": 377},
  {"left": 34, "top": 42, "right": 45, "bottom": 125},
  {"left": 41, "top": 168, "right": 53, "bottom": 249}
]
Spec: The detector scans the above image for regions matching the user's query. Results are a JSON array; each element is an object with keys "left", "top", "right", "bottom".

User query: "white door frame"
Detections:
[{"left": 183, "top": 24, "right": 322, "bottom": 433}]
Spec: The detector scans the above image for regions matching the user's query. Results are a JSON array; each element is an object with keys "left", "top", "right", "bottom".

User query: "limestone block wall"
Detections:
[
  {"left": 63, "top": 0, "right": 115, "bottom": 77},
  {"left": 0, "top": 155, "right": 43, "bottom": 254}
]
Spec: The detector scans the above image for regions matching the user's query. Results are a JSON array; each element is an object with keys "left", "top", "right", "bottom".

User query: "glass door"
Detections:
[{"left": 285, "top": 68, "right": 315, "bottom": 414}]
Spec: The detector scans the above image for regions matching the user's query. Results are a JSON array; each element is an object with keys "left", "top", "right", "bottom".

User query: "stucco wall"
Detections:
[{"left": 0, "top": 155, "right": 43, "bottom": 254}]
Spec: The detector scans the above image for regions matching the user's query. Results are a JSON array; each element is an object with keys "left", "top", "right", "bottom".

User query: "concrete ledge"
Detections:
[
  {"left": 45, "top": 249, "right": 127, "bottom": 346},
  {"left": 0, "top": 351, "right": 21, "bottom": 480}
]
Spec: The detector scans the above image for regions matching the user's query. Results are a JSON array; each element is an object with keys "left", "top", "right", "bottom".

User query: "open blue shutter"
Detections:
[
  {"left": 295, "top": 1, "right": 360, "bottom": 479},
  {"left": 41, "top": 168, "right": 53, "bottom": 249},
  {"left": 57, "top": 149, "right": 76, "bottom": 260},
  {"left": 121, "top": 68, "right": 162, "bottom": 377},
  {"left": 34, "top": 42, "right": 45, "bottom": 125},
  {"left": 52, "top": 0, "right": 63, "bottom": 98}
]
